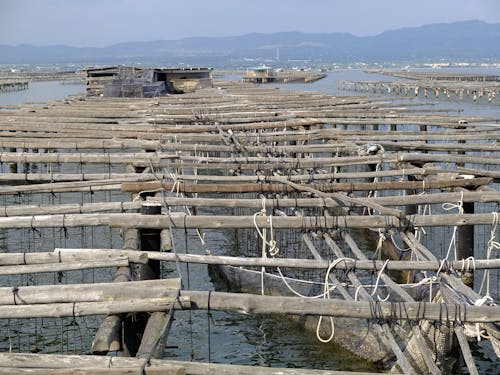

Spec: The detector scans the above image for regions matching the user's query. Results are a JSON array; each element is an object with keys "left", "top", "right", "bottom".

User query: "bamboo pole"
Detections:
[
  {"left": 0, "top": 212, "right": 497, "bottom": 229},
  {"left": 122, "top": 177, "right": 493, "bottom": 194},
  {"left": 0, "top": 366, "right": 184, "bottom": 375},
  {"left": 0, "top": 296, "right": 188, "bottom": 319},
  {"left": 136, "top": 310, "right": 175, "bottom": 360},
  {"left": 55, "top": 248, "right": 500, "bottom": 271},
  {"left": 180, "top": 291, "right": 499, "bottom": 323},
  {"left": 0, "top": 151, "right": 177, "bottom": 164},
  {"left": 0, "top": 279, "right": 181, "bottom": 306},
  {"left": 0, "top": 167, "right": 447, "bottom": 183},
  {"left": 0, "top": 258, "right": 129, "bottom": 275},
  {"left": 0, "top": 251, "right": 146, "bottom": 266},
  {"left": 93, "top": 228, "right": 140, "bottom": 355},
  {"left": 0, "top": 180, "right": 124, "bottom": 195},
  {"left": 455, "top": 327, "right": 480, "bottom": 375},
  {"left": 0, "top": 353, "right": 381, "bottom": 375},
  {"left": 1, "top": 190, "right": 499, "bottom": 216}
]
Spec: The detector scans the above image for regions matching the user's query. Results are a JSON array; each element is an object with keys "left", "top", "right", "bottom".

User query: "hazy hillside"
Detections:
[{"left": 1, "top": 20, "right": 498, "bottom": 65}]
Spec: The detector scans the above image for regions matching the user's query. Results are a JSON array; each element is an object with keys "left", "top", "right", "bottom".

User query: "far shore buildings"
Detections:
[
  {"left": 243, "top": 65, "right": 277, "bottom": 83},
  {"left": 84, "top": 66, "right": 213, "bottom": 97}
]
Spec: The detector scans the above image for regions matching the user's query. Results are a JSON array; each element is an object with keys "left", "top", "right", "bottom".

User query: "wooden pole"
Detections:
[
  {"left": 56, "top": 248, "right": 500, "bottom": 271},
  {"left": 180, "top": 291, "right": 500, "bottom": 323},
  {"left": 0, "top": 353, "right": 381, "bottom": 375},
  {"left": 0, "top": 212, "right": 497, "bottom": 230},
  {"left": 92, "top": 227, "right": 139, "bottom": 355},
  {"left": 455, "top": 189, "right": 475, "bottom": 287},
  {"left": 123, "top": 203, "right": 165, "bottom": 357},
  {"left": 0, "top": 191, "right": 499, "bottom": 217},
  {"left": 121, "top": 177, "right": 493, "bottom": 194}
]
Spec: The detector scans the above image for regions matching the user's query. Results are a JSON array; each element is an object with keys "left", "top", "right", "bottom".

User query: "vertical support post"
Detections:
[
  {"left": 122, "top": 203, "right": 163, "bottom": 357},
  {"left": 457, "top": 199, "right": 474, "bottom": 287},
  {"left": 456, "top": 123, "right": 474, "bottom": 287},
  {"left": 405, "top": 174, "right": 418, "bottom": 216},
  {"left": 9, "top": 147, "right": 17, "bottom": 173},
  {"left": 138, "top": 203, "right": 162, "bottom": 280}
]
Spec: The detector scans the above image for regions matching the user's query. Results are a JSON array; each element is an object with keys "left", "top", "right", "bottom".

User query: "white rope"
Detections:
[
  {"left": 441, "top": 191, "right": 464, "bottom": 263},
  {"left": 414, "top": 191, "right": 430, "bottom": 241},
  {"left": 254, "top": 197, "right": 271, "bottom": 295},
  {"left": 389, "top": 232, "right": 412, "bottom": 253},
  {"left": 460, "top": 256, "right": 476, "bottom": 274},
  {"left": 373, "top": 229, "right": 386, "bottom": 259},
  {"left": 370, "top": 259, "right": 391, "bottom": 301},
  {"left": 169, "top": 172, "right": 182, "bottom": 196},
  {"left": 354, "top": 285, "right": 364, "bottom": 301},
  {"left": 468, "top": 296, "right": 496, "bottom": 341},
  {"left": 252, "top": 200, "right": 347, "bottom": 343},
  {"left": 316, "top": 258, "right": 351, "bottom": 343},
  {"left": 253, "top": 197, "right": 280, "bottom": 256},
  {"left": 479, "top": 211, "right": 500, "bottom": 298}
]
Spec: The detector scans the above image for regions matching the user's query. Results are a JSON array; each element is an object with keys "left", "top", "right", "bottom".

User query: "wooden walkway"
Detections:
[
  {"left": 339, "top": 69, "right": 500, "bottom": 103},
  {"left": 0, "top": 80, "right": 28, "bottom": 93},
  {"left": 0, "top": 81, "right": 498, "bottom": 374}
]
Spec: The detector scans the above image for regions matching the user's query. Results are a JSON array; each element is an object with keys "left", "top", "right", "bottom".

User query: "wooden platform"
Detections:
[
  {"left": 0, "top": 80, "right": 28, "bottom": 93},
  {"left": 0, "top": 81, "right": 498, "bottom": 374}
]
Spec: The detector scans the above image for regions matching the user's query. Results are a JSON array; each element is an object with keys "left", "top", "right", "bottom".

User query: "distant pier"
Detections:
[
  {"left": 0, "top": 80, "right": 28, "bottom": 93},
  {"left": 243, "top": 66, "right": 326, "bottom": 84},
  {"left": 369, "top": 69, "right": 500, "bottom": 82},
  {"left": 339, "top": 70, "right": 500, "bottom": 103}
]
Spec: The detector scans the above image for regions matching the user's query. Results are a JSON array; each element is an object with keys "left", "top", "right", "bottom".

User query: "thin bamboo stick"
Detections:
[{"left": 54, "top": 248, "right": 500, "bottom": 271}]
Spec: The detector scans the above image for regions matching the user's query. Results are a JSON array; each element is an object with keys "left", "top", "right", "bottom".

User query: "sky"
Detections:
[{"left": 1, "top": 0, "right": 499, "bottom": 47}]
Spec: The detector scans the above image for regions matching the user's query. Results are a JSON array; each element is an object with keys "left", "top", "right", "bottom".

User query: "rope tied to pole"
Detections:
[
  {"left": 440, "top": 191, "right": 464, "bottom": 266},
  {"left": 479, "top": 211, "right": 499, "bottom": 299},
  {"left": 370, "top": 259, "right": 391, "bottom": 302}
]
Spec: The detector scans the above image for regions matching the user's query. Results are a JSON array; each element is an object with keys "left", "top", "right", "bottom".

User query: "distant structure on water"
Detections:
[
  {"left": 243, "top": 65, "right": 326, "bottom": 84},
  {"left": 84, "top": 66, "right": 213, "bottom": 97}
]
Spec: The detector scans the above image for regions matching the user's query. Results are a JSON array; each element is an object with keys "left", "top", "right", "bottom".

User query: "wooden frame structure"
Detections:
[{"left": 0, "top": 79, "right": 498, "bottom": 374}]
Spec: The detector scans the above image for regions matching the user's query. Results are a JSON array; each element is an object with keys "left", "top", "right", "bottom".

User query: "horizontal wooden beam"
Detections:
[
  {"left": 122, "top": 177, "right": 492, "bottom": 194},
  {"left": 0, "top": 279, "right": 181, "bottom": 306},
  {"left": 181, "top": 290, "right": 499, "bottom": 323},
  {"left": 0, "top": 212, "right": 497, "bottom": 229},
  {"left": 1, "top": 190, "right": 499, "bottom": 216},
  {"left": 56, "top": 248, "right": 500, "bottom": 271},
  {"left": 0, "top": 353, "right": 381, "bottom": 375},
  {"left": 0, "top": 257, "right": 129, "bottom": 275}
]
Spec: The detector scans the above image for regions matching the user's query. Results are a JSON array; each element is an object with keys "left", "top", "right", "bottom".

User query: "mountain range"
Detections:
[{"left": 1, "top": 20, "right": 499, "bottom": 66}]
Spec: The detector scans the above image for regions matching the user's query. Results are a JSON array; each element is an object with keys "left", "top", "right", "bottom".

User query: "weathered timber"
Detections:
[
  {"left": 92, "top": 228, "right": 141, "bottom": 355},
  {"left": 0, "top": 167, "right": 447, "bottom": 183},
  {"left": 0, "top": 279, "right": 181, "bottom": 305},
  {"left": 56, "top": 248, "right": 500, "bottom": 271},
  {"left": 0, "top": 296, "right": 188, "bottom": 319},
  {"left": 0, "top": 251, "right": 146, "bottom": 266},
  {"left": 455, "top": 326, "right": 480, "bottom": 375},
  {"left": 180, "top": 291, "right": 500, "bottom": 322},
  {"left": 1, "top": 190, "right": 499, "bottom": 216},
  {"left": 122, "top": 177, "right": 493, "bottom": 194},
  {"left": 136, "top": 310, "right": 175, "bottom": 360},
  {"left": 0, "top": 201, "right": 142, "bottom": 216},
  {"left": 0, "top": 180, "right": 124, "bottom": 194},
  {"left": 0, "top": 353, "right": 381, "bottom": 375},
  {"left": 0, "top": 258, "right": 129, "bottom": 275},
  {"left": 0, "top": 367, "right": 184, "bottom": 375},
  {"left": 0, "top": 151, "right": 177, "bottom": 164},
  {"left": 0, "top": 212, "right": 497, "bottom": 229}
]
